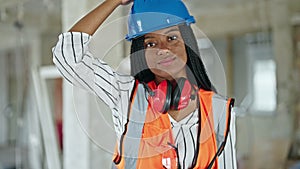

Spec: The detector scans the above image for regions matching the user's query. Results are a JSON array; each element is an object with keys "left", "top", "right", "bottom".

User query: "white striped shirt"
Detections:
[{"left": 52, "top": 32, "right": 237, "bottom": 169}]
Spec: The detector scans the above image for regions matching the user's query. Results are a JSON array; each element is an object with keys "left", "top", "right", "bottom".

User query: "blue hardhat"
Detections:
[{"left": 126, "top": 0, "right": 195, "bottom": 40}]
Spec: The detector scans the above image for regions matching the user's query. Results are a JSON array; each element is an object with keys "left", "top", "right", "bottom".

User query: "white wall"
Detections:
[{"left": 0, "top": 53, "right": 8, "bottom": 145}]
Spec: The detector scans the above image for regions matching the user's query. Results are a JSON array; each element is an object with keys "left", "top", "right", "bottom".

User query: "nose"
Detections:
[
  {"left": 157, "top": 43, "right": 170, "bottom": 56},
  {"left": 157, "top": 48, "right": 170, "bottom": 56}
]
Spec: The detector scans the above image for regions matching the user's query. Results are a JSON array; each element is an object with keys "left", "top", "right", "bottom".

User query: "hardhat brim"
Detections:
[{"left": 126, "top": 12, "right": 195, "bottom": 41}]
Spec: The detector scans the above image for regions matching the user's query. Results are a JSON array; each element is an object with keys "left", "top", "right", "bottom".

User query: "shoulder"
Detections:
[{"left": 198, "top": 89, "right": 233, "bottom": 103}]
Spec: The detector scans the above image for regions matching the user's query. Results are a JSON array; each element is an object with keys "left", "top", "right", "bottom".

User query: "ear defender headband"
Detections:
[
  {"left": 143, "top": 78, "right": 195, "bottom": 113},
  {"left": 126, "top": 0, "right": 195, "bottom": 40}
]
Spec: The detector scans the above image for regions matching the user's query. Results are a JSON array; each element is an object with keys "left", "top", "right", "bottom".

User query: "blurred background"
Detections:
[{"left": 0, "top": 0, "right": 300, "bottom": 168}]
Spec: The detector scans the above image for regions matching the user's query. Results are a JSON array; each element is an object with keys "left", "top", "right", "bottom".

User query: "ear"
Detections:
[
  {"left": 149, "top": 80, "right": 172, "bottom": 113},
  {"left": 171, "top": 77, "right": 191, "bottom": 110}
]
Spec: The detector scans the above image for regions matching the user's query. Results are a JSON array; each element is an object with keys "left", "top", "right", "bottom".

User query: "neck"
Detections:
[
  {"left": 154, "top": 75, "right": 188, "bottom": 84},
  {"left": 154, "top": 68, "right": 188, "bottom": 84},
  {"left": 168, "top": 97, "right": 198, "bottom": 122}
]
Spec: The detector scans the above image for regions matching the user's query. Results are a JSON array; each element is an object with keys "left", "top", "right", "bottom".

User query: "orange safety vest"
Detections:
[{"left": 113, "top": 82, "right": 234, "bottom": 169}]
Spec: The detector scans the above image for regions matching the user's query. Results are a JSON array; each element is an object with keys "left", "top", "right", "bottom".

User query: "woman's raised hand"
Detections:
[
  {"left": 120, "top": 0, "right": 133, "bottom": 5},
  {"left": 69, "top": 0, "right": 133, "bottom": 35}
]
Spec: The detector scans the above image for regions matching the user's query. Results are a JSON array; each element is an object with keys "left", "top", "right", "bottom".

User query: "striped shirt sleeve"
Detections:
[
  {"left": 52, "top": 32, "right": 135, "bottom": 109},
  {"left": 218, "top": 108, "right": 237, "bottom": 169}
]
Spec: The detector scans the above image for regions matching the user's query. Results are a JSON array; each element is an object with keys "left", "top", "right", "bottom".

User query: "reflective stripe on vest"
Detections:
[
  {"left": 123, "top": 84, "right": 148, "bottom": 169},
  {"left": 113, "top": 84, "right": 233, "bottom": 169}
]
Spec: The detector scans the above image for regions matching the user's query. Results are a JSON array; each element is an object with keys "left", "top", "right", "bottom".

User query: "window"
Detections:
[
  {"left": 252, "top": 59, "right": 276, "bottom": 112},
  {"left": 246, "top": 32, "right": 277, "bottom": 115}
]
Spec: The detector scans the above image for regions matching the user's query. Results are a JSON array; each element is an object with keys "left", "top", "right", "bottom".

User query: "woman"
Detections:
[{"left": 52, "top": 0, "right": 237, "bottom": 168}]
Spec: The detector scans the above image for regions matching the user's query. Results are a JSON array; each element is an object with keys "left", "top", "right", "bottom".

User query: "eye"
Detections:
[
  {"left": 145, "top": 42, "right": 156, "bottom": 48},
  {"left": 167, "top": 35, "right": 178, "bottom": 41}
]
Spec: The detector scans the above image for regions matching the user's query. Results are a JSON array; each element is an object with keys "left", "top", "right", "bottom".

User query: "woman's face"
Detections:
[{"left": 144, "top": 25, "right": 187, "bottom": 82}]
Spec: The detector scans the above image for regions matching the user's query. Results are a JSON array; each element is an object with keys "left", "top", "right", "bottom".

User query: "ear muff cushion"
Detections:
[
  {"left": 171, "top": 78, "right": 192, "bottom": 110},
  {"left": 151, "top": 80, "right": 172, "bottom": 113}
]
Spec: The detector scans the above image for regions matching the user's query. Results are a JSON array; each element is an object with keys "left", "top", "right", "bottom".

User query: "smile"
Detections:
[{"left": 158, "top": 57, "right": 176, "bottom": 66}]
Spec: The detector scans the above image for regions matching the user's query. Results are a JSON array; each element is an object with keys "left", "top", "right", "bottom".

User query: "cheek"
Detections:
[
  {"left": 173, "top": 44, "right": 187, "bottom": 62},
  {"left": 145, "top": 50, "right": 156, "bottom": 68}
]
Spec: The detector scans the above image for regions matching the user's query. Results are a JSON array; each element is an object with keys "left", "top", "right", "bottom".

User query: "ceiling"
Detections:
[
  {"left": 0, "top": 0, "right": 299, "bottom": 29},
  {"left": 0, "top": 0, "right": 299, "bottom": 51}
]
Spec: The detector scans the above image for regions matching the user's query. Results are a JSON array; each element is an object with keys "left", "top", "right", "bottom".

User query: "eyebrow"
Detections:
[
  {"left": 164, "top": 28, "right": 180, "bottom": 34},
  {"left": 144, "top": 28, "right": 180, "bottom": 40}
]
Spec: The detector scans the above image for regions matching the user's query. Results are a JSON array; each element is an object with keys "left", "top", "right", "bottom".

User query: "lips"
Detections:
[{"left": 158, "top": 56, "right": 176, "bottom": 66}]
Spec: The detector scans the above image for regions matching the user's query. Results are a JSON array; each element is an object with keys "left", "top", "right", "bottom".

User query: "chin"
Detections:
[{"left": 151, "top": 67, "right": 186, "bottom": 79}]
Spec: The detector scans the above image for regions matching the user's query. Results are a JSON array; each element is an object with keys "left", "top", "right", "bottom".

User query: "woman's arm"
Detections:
[
  {"left": 69, "top": 0, "right": 132, "bottom": 35},
  {"left": 52, "top": 0, "right": 135, "bottom": 109}
]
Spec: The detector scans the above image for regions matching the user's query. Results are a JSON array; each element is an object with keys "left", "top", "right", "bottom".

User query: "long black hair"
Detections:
[{"left": 130, "top": 24, "right": 215, "bottom": 91}]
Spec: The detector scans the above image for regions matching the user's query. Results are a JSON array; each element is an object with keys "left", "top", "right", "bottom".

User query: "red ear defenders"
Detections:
[{"left": 143, "top": 78, "right": 195, "bottom": 113}]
